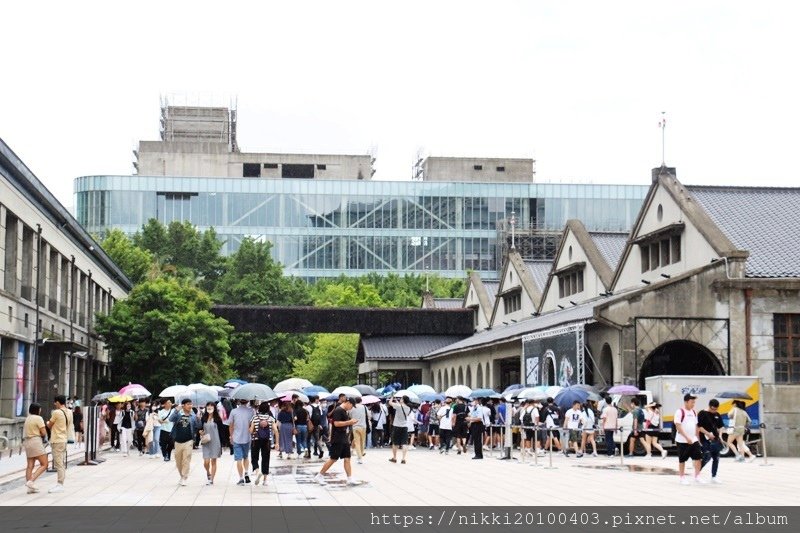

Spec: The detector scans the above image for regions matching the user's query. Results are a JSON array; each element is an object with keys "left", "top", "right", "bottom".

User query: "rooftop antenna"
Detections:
[
  {"left": 659, "top": 111, "right": 667, "bottom": 165},
  {"left": 510, "top": 211, "right": 517, "bottom": 250}
]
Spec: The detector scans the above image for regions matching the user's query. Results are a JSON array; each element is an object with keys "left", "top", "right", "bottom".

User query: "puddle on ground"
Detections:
[{"left": 573, "top": 464, "right": 679, "bottom": 475}]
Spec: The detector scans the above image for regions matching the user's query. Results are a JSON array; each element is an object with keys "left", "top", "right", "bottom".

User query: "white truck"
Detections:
[{"left": 611, "top": 375, "right": 763, "bottom": 449}]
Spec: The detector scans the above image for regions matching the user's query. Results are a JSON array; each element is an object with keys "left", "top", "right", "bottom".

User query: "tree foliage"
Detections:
[
  {"left": 291, "top": 334, "right": 359, "bottom": 390},
  {"left": 96, "top": 277, "right": 233, "bottom": 394},
  {"left": 101, "top": 229, "right": 154, "bottom": 285}
]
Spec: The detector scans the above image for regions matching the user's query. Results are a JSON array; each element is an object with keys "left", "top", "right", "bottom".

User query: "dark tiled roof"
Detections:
[
  {"left": 687, "top": 186, "right": 800, "bottom": 278},
  {"left": 482, "top": 281, "right": 501, "bottom": 308},
  {"left": 589, "top": 233, "right": 628, "bottom": 270},
  {"left": 361, "top": 335, "right": 468, "bottom": 361},
  {"left": 433, "top": 298, "right": 464, "bottom": 309},
  {"left": 523, "top": 261, "right": 553, "bottom": 293}
]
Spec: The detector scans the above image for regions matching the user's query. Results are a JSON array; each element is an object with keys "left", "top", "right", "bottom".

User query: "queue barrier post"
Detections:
[
  {"left": 758, "top": 423, "right": 772, "bottom": 467},
  {"left": 619, "top": 427, "right": 625, "bottom": 467},
  {"left": 531, "top": 425, "right": 541, "bottom": 467},
  {"left": 544, "top": 426, "right": 557, "bottom": 470}
]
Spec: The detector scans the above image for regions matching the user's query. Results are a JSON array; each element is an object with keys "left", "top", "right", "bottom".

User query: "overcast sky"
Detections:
[{"left": 2, "top": 1, "right": 799, "bottom": 210}]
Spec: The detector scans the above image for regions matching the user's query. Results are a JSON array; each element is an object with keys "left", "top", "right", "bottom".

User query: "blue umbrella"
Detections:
[
  {"left": 502, "top": 384, "right": 524, "bottom": 394},
  {"left": 303, "top": 385, "right": 330, "bottom": 396},
  {"left": 323, "top": 393, "right": 339, "bottom": 402},
  {"left": 554, "top": 386, "right": 590, "bottom": 411},
  {"left": 716, "top": 391, "right": 753, "bottom": 400},
  {"left": 469, "top": 388, "right": 497, "bottom": 399},
  {"left": 420, "top": 392, "right": 445, "bottom": 403}
]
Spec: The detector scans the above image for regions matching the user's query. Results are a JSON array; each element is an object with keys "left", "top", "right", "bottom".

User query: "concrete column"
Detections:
[
  {"left": 41, "top": 243, "right": 51, "bottom": 310},
  {"left": 620, "top": 325, "right": 637, "bottom": 384},
  {"left": 0, "top": 205, "right": 6, "bottom": 285},
  {"left": 454, "top": 197, "right": 463, "bottom": 271},
  {"left": 0, "top": 338, "right": 17, "bottom": 418}
]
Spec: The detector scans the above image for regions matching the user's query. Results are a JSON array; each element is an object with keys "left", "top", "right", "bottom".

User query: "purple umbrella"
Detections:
[{"left": 608, "top": 384, "right": 640, "bottom": 395}]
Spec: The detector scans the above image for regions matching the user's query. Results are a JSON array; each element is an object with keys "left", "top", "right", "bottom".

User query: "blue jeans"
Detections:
[
  {"left": 604, "top": 429, "right": 616, "bottom": 456},
  {"left": 295, "top": 425, "right": 308, "bottom": 453},
  {"left": 149, "top": 427, "right": 161, "bottom": 455},
  {"left": 701, "top": 439, "right": 722, "bottom": 477}
]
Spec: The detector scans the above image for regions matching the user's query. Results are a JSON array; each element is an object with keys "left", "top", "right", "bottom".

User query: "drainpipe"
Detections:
[{"left": 744, "top": 288, "right": 753, "bottom": 375}]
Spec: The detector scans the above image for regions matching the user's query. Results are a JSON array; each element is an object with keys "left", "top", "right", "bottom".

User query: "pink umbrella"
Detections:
[
  {"left": 119, "top": 383, "right": 151, "bottom": 398},
  {"left": 361, "top": 394, "right": 380, "bottom": 405}
]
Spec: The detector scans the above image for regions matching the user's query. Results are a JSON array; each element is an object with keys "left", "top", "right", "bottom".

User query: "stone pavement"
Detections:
[{"left": 1, "top": 445, "right": 798, "bottom": 506}]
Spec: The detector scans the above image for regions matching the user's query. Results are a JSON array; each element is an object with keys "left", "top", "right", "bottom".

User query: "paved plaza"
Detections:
[{"left": 1, "top": 444, "right": 798, "bottom": 507}]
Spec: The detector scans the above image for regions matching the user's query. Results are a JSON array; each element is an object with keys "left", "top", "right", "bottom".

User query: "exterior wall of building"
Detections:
[
  {"left": 429, "top": 340, "right": 520, "bottom": 391},
  {"left": 423, "top": 157, "right": 533, "bottom": 183},
  {"left": 540, "top": 229, "right": 606, "bottom": 313},
  {"left": 464, "top": 282, "right": 491, "bottom": 331},
  {"left": 76, "top": 176, "right": 647, "bottom": 280}
]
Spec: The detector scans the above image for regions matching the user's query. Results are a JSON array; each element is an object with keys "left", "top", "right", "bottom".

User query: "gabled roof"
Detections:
[
  {"left": 482, "top": 280, "right": 500, "bottom": 309},
  {"left": 589, "top": 232, "right": 628, "bottom": 272},
  {"left": 489, "top": 250, "right": 544, "bottom": 325},
  {"left": 433, "top": 298, "right": 464, "bottom": 309},
  {"left": 523, "top": 260, "right": 553, "bottom": 294},
  {"left": 359, "top": 335, "right": 467, "bottom": 361},
  {"left": 463, "top": 272, "right": 497, "bottom": 324},
  {"left": 687, "top": 185, "right": 800, "bottom": 278}
]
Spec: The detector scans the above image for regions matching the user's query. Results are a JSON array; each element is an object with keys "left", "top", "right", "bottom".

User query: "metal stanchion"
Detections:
[
  {"left": 619, "top": 427, "right": 625, "bottom": 467},
  {"left": 531, "top": 425, "right": 542, "bottom": 467},
  {"left": 544, "top": 427, "right": 557, "bottom": 469},
  {"left": 489, "top": 425, "right": 494, "bottom": 458},
  {"left": 758, "top": 423, "right": 772, "bottom": 467}
]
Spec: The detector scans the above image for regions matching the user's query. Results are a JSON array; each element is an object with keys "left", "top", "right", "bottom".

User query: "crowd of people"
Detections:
[{"left": 20, "top": 387, "right": 759, "bottom": 493}]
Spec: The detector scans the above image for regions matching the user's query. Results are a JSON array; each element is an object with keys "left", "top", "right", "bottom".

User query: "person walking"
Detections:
[
  {"left": 144, "top": 405, "right": 161, "bottom": 458},
  {"left": 169, "top": 399, "right": 199, "bottom": 486},
  {"left": 428, "top": 400, "right": 441, "bottom": 450},
  {"left": 437, "top": 398, "right": 454, "bottom": 454},
  {"left": 643, "top": 402, "right": 668, "bottom": 458},
  {"left": 72, "top": 405, "right": 84, "bottom": 447},
  {"left": 277, "top": 402, "right": 295, "bottom": 459},
  {"left": 227, "top": 398, "right": 255, "bottom": 485},
  {"left": 675, "top": 393, "right": 705, "bottom": 485},
  {"left": 314, "top": 397, "right": 360, "bottom": 486},
  {"left": 466, "top": 399, "right": 491, "bottom": 459},
  {"left": 600, "top": 396, "right": 618, "bottom": 457},
  {"left": 388, "top": 395, "right": 412, "bottom": 464},
  {"left": 542, "top": 398, "right": 563, "bottom": 453},
  {"left": 293, "top": 399, "right": 309, "bottom": 458},
  {"left": 451, "top": 397, "right": 469, "bottom": 455},
  {"left": 158, "top": 399, "right": 175, "bottom": 461},
  {"left": 698, "top": 398, "right": 724, "bottom": 484},
  {"left": 580, "top": 401, "right": 598, "bottom": 457},
  {"left": 199, "top": 402, "right": 224, "bottom": 485},
  {"left": 626, "top": 398, "right": 647, "bottom": 457},
  {"left": 23, "top": 403, "right": 48, "bottom": 494},
  {"left": 250, "top": 402, "right": 279, "bottom": 488},
  {"left": 308, "top": 396, "right": 324, "bottom": 458},
  {"left": 727, "top": 400, "right": 755, "bottom": 462},
  {"left": 350, "top": 397, "right": 369, "bottom": 464},
  {"left": 106, "top": 403, "right": 119, "bottom": 451},
  {"left": 46, "top": 395, "right": 73, "bottom": 493},
  {"left": 134, "top": 399, "right": 148, "bottom": 455}
]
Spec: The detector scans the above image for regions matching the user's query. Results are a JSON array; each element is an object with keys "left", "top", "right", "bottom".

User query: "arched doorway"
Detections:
[
  {"left": 450, "top": 368, "right": 455, "bottom": 388},
  {"left": 438, "top": 369, "right": 443, "bottom": 390},
  {"left": 476, "top": 364, "right": 483, "bottom": 388},
  {"left": 542, "top": 350, "right": 556, "bottom": 386},
  {"left": 458, "top": 366, "right": 464, "bottom": 385},
  {"left": 639, "top": 340, "right": 724, "bottom": 390},
  {"left": 597, "top": 343, "right": 613, "bottom": 386},
  {"left": 485, "top": 362, "right": 491, "bottom": 388}
]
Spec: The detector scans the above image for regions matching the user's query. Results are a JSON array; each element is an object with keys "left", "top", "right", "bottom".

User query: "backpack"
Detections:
[
  {"left": 429, "top": 406, "right": 441, "bottom": 424},
  {"left": 256, "top": 416, "right": 271, "bottom": 440},
  {"left": 546, "top": 405, "right": 561, "bottom": 425},
  {"left": 310, "top": 405, "right": 322, "bottom": 426},
  {"left": 522, "top": 408, "right": 534, "bottom": 427}
]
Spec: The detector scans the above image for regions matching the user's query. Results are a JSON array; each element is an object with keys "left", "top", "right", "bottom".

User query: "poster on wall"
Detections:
[
  {"left": 16, "top": 343, "right": 27, "bottom": 417},
  {"left": 522, "top": 324, "right": 585, "bottom": 387}
]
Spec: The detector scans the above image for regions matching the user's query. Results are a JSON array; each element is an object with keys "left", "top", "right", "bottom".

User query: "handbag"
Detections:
[{"left": 200, "top": 433, "right": 211, "bottom": 445}]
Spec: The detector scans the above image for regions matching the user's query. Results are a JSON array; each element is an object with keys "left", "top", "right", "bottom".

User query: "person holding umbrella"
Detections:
[{"left": 314, "top": 397, "right": 360, "bottom": 486}]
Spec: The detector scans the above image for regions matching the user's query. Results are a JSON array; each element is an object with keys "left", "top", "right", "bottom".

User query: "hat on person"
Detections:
[
  {"left": 344, "top": 397, "right": 357, "bottom": 405},
  {"left": 646, "top": 401, "right": 661, "bottom": 408},
  {"left": 683, "top": 393, "right": 697, "bottom": 401}
]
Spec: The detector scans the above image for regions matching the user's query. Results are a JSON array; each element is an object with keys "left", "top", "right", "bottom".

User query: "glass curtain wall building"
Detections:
[{"left": 75, "top": 176, "right": 647, "bottom": 279}]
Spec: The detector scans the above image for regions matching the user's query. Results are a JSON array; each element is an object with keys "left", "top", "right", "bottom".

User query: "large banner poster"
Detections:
[{"left": 522, "top": 324, "right": 584, "bottom": 387}]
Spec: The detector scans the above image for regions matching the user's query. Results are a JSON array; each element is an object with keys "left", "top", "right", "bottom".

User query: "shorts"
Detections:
[
  {"left": 233, "top": 442, "right": 251, "bottom": 461},
  {"left": 454, "top": 422, "right": 469, "bottom": 439},
  {"left": 644, "top": 429, "right": 660, "bottom": 438},
  {"left": 583, "top": 428, "right": 596, "bottom": 434},
  {"left": 24, "top": 437, "right": 46, "bottom": 458},
  {"left": 732, "top": 428, "right": 745, "bottom": 437},
  {"left": 568, "top": 430, "right": 582, "bottom": 442},
  {"left": 677, "top": 441, "right": 703, "bottom": 463},
  {"left": 392, "top": 426, "right": 409, "bottom": 446},
  {"left": 329, "top": 441, "right": 351, "bottom": 460},
  {"left": 548, "top": 428, "right": 561, "bottom": 439},
  {"left": 429, "top": 424, "right": 439, "bottom": 436},
  {"left": 524, "top": 428, "right": 536, "bottom": 441}
]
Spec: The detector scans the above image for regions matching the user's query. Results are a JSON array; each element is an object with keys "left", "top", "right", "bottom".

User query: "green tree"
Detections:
[
  {"left": 96, "top": 277, "right": 233, "bottom": 394},
  {"left": 291, "top": 334, "right": 359, "bottom": 389},
  {"left": 100, "top": 229, "right": 154, "bottom": 285}
]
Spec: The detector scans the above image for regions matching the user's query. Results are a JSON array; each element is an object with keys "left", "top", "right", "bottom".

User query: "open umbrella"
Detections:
[
  {"left": 353, "top": 384, "right": 378, "bottom": 396},
  {"left": 159, "top": 385, "right": 188, "bottom": 398},
  {"left": 119, "top": 384, "right": 151, "bottom": 398},
  {"left": 502, "top": 384, "right": 524, "bottom": 394},
  {"left": 217, "top": 388, "right": 232, "bottom": 398},
  {"left": 224, "top": 379, "right": 248, "bottom": 389},
  {"left": 420, "top": 392, "right": 445, "bottom": 403},
  {"left": 303, "top": 385, "right": 330, "bottom": 396},
  {"left": 394, "top": 390, "right": 421, "bottom": 404},
  {"left": 187, "top": 383, "right": 210, "bottom": 390},
  {"left": 274, "top": 378, "right": 313, "bottom": 393},
  {"left": 361, "top": 394, "right": 381, "bottom": 405},
  {"left": 91, "top": 392, "right": 117, "bottom": 403},
  {"left": 209, "top": 385, "right": 225, "bottom": 392},
  {"left": 469, "top": 388, "right": 497, "bottom": 399},
  {"left": 107, "top": 394, "right": 133, "bottom": 404},
  {"left": 554, "top": 386, "right": 591, "bottom": 410},
  {"left": 231, "top": 383, "right": 278, "bottom": 402},
  {"left": 608, "top": 384, "right": 640, "bottom": 395},
  {"left": 323, "top": 393, "right": 339, "bottom": 402},
  {"left": 331, "top": 386, "right": 362, "bottom": 398},
  {"left": 376, "top": 385, "right": 396, "bottom": 397},
  {"left": 515, "top": 388, "right": 548, "bottom": 401},
  {"left": 407, "top": 384, "right": 436, "bottom": 396},
  {"left": 281, "top": 391, "right": 309, "bottom": 403},
  {"left": 444, "top": 385, "right": 472, "bottom": 398},
  {"left": 716, "top": 391, "right": 753, "bottom": 400},
  {"left": 545, "top": 385, "right": 563, "bottom": 399},
  {"left": 177, "top": 387, "right": 217, "bottom": 406}
]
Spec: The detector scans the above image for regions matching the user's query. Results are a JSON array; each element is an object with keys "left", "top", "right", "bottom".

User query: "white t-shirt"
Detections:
[
  {"left": 565, "top": 408, "right": 585, "bottom": 430},
  {"left": 407, "top": 409, "right": 418, "bottom": 431},
  {"left": 521, "top": 406, "right": 539, "bottom": 426},
  {"left": 674, "top": 408, "right": 698, "bottom": 443},
  {"left": 437, "top": 406, "right": 453, "bottom": 431}
]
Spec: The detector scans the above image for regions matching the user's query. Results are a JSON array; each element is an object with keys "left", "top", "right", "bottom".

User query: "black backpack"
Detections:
[
  {"left": 310, "top": 405, "right": 322, "bottom": 426},
  {"left": 256, "top": 416, "right": 271, "bottom": 440},
  {"left": 522, "top": 408, "right": 534, "bottom": 426}
]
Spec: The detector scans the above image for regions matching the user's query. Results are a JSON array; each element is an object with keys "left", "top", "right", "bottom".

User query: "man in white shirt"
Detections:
[
  {"left": 674, "top": 393, "right": 705, "bottom": 485},
  {"left": 437, "top": 399, "right": 454, "bottom": 454},
  {"left": 600, "top": 396, "right": 618, "bottom": 458},
  {"left": 466, "top": 399, "right": 491, "bottom": 460},
  {"left": 563, "top": 400, "right": 586, "bottom": 457}
]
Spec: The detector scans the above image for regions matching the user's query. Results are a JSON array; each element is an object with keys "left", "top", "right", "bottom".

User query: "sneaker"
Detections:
[
  {"left": 429, "top": 444, "right": 434, "bottom": 450},
  {"left": 401, "top": 460, "right": 406, "bottom": 464},
  {"left": 410, "top": 446, "right": 416, "bottom": 450},
  {"left": 254, "top": 472, "right": 263, "bottom": 486},
  {"left": 711, "top": 477, "right": 723, "bottom": 484},
  {"left": 736, "top": 456, "right": 745, "bottom": 462},
  {"left": 592, "top": 452, "right": 598, "bottom": 457},
  {"left": 679, "top": 477, "right": 691, "bottom": 486},
  {"left": 347, "top": 479, "right": 360, "bottom": 486},
  {"left": 278, "top": 452, "right": 283, "bottom": 459},
  {"left": 388, "top": 458, "right": 397, "bottom": 463},
  {"left": 457, "top": 450, "right": 462, "bottom": 455},
  {"left": 205, "top": 479, "right": 212, "bottom": 486},
  {"left": 179, "top": 478, "right": 188, "bottom": 486},
  {"left": 237, "top": 479, "right": 245, "bottom": 486},
  {"left": 313, "top": 473, "right": 327, "bottom": 486},
  {"left": 576, "top": 453, "right": 584, "bottom": 458},
  {"left": 356, "top": 459, "right": 363, "bottom": 464},
  {"left": 48, "top": 484, "right": 64, "bottom": 493},
  {"left": 244, "top": 475, "right": 251, "bottom": 484},
  {"left": 661, "top": 449, "right": 668, "bottom": 459},
  {"left": 645, "top": 454, "right": 652, "bottom": 459},
  {"left": 440, "top": 448, "right": 445, "bottom": 454},
  {"left": 694, "top": 476, "right": 708, "bottom": 484},
  {"left": 748, "top": 456, "right": 757, "bottom": 463}
]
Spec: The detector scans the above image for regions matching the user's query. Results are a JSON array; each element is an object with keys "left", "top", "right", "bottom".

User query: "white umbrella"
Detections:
[
  {"left": 515, "top": 388, "right": 548, "bottom": 401},
  {"left": 394, "top": 390, "right": 421, "bottom": 404},
  {"left": 281, "top": 390, "right": 310, "bottom": 403},
  {"left": 444, "top": 385, "right": 472, "bottom": 398},
  {"left": 159, "top": 385, "right": 188, "bottom": 398},
  {"left": 545, "top": 385, "right": 563, "bottom": 399},
  {"left": 407, "top": 384, "right": 436, "bottom": 396},
  {"left": 330, "top": 386, "right": 362, "bottom": 398},
  {"left": 274, "top": 378, "right": 313, "bottom": 393},
  {"left": 231, "top": 383, "right": 278, "bottom": 402},
  {"left": 187, "top": 383, "right": 209, "bottom": 390},
  {"left": 209, "top": 385, "right": 225, "bottom": 392}
]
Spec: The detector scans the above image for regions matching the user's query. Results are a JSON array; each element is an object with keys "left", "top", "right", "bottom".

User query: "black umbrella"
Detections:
[
  {"left": 716, "top": 391, "right": 753, "bottom": 400},
  {"left": 353, "top": 384, "right": 378, "bottom": 396}
]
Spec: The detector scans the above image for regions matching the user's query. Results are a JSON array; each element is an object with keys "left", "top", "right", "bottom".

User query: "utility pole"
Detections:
[{"left": 659, "top": 111, "right": 667, "bottom": 165}]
